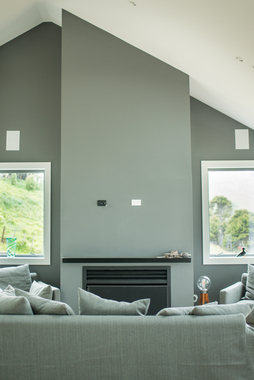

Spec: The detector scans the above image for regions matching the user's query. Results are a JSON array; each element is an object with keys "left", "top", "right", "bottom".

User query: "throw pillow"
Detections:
[
  {"left": 246, "top": 308, "right": 254, "bottom": 325},
  {"left": 189, "top": 302, "right": 253, "bottom": 317},
  {"left": 0, "top": 288, "right": 33, "bottom": 315},
  {"left": 244, "top": 264, "right": 254, "bottom": 300},
  {"left": 156, "top": 306, "right": 193, "bottom": 316},
  {"left": 15, "top": 289, "right": 75, "bottom": 315},
  {"left": 78, "top": 288, "right": 150, "bottom": 316},
  {"left": 29, "top": 281, "right": 53, "bottom": 300},
  {"left": 0, "top": 264, "right": 32, "bottom": 291},
  {"left": 156, "top": 301, "right": 218, "bottom": 316}
]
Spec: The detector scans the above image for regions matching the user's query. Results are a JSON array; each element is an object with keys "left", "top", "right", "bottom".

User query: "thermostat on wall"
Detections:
[{"left": 97, "top": 200, "right": 107, "bottom": 206}]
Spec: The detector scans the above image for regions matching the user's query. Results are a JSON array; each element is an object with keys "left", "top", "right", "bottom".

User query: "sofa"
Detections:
[
  {"left": 0, "top": 313, "right": 254, "bottom": 380},
  {"left": 1, "top": 265, "right": 254, "bottom": 379}
]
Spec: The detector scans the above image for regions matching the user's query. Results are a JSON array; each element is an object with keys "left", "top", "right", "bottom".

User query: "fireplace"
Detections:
[
  {"left": 61, "top": 257, "right": 193, "bottom": 314},
  {"left": 83, "top": 266, "right": 171, "bottom": 315}
]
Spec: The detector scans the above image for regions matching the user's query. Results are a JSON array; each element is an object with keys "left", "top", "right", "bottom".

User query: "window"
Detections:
[
  {"left": 0, "top": 162, "right": 51, "bottom": 265},
  {"left": 202, "top": 160, "right": 254, "bottom": 264}
]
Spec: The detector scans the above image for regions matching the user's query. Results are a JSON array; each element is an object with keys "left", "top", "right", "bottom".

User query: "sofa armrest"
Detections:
[
  {"left": 51, "top": 286, "right": 61, "bottom": 301},
  {"left": 220, "top": 281, "right": 245, "bottom": 304}
]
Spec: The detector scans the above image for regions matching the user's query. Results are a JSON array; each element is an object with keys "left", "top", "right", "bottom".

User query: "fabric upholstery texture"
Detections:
[
  {"left": 156, "top": 306, "right": 193, "bottom": 316},
  {"left": 156, "top": 301, "right": 218, "bottom": 316},
  {"left": 78, "top": 288, "right": 150, "bottom": 315},
  {"left": 190, "top": 302, "right": 253, "bottom": 317},
  {"left": 29, "top": 281, "right": 53, "bottom": 300},
  {"left": 0, "top": 313, "right": 251, "bottom": 380},
  {"left": 15, "top": 289, "right": 75, "bottom": 315},
  {"left": 245, "top": 264, "right": 254, "bottom": 300},
  {"left": 0, "top": 287, "right": 33, "bottom": 315},
  {"left": 0, "top": 264, "right": 31, "bottom": 291}
]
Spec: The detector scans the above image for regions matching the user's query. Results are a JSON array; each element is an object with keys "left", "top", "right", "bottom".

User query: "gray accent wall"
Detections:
[
  {"left": 191, "top": 97, "right": 254, "bottom": 301},
  {"left": 0, "top": 23, "right": 61, "bottom": 287},
  {"left": 61, "top": 11, "right": 194, "bottom": 307}
]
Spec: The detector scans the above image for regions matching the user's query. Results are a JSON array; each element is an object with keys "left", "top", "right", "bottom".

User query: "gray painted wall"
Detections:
[
  {"left": 61, "top": 10, "right": 194, "bottom": 308},
  {"left": 0, "top": 23, "right": 61, "bottom": 287},
  {"left": 191, "top": 97, "right": 254, "bottom": 302},
  {"left": 61, "top": 11, "right": 193, "bottom": 261}
]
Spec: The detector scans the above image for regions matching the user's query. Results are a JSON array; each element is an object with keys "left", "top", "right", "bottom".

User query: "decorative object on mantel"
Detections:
[
  {"left": 197, "top": 275, "right": 211, "bottom": 305},
  {"left": 157, "top": 251, "right": 191, "bottom": 259}
]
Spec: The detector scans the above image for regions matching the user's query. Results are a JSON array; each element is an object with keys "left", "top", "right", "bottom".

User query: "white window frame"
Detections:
[
  {"left": 202, "top": 160, "right": 254, "bottom": 265},
  {"left": 0, "top": 162, "right": 51, "bottom": 265}
]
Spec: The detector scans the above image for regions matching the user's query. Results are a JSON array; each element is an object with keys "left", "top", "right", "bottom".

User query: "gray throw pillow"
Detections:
[
  {"left": 0, "top": 264, "right": 32, "bottom": 291},
  {"left": 15, "top": 288, "right": 75, "bottom": 315},
  {"left": 156, "top": 301, "right": 218, "bottom": 316},
  {"left": 0, "top": 289, "right": 33, "bottom": 315},
  {"left": 190, "top": 302, "right": 253, "bottom": 317},
  {"left": 244, "top": 264, "right": 254, "bottom": 300},
  {"left": 246, "top": 308, "right": 254, "bottom": 325},
  {"left": 156, "top": 306, "right": 193, "bottom": 316},
  {"left": 78, "top": 288, "right": 150, "bottom": 316},
  {"left": 29, "top": 281, "right": 53, "bottom": 300}
]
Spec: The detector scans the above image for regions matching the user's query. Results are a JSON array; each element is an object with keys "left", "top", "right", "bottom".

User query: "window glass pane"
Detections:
[
  {"left": 208, "top": 169, "right": 254, "bottom": 258},
  {"left": 0, "top": 162, "right": 50, "bottom": 265},
  {"left": 202, "top": 160, "right": 254, "bottom": 265},
  {"left": 0, "top": 171, "right": 44, "bottom": 256}
]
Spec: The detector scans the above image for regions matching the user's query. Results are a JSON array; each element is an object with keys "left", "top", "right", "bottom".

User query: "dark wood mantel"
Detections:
[{"left": 62, "top": 257, "right": 191, "bottom": 263}]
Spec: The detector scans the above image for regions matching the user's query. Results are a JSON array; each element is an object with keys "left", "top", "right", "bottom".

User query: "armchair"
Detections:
[{"left": 220, "top": 273, "right": 247, "bottom": 304}]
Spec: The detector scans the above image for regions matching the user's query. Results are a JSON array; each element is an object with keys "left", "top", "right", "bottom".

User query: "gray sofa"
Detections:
[
  {"left": 1, "top": 265, "right": 254, "bottom": 379},
  {"left": 220, "top": 272, "right": 251, "bottom": 304},
  {"left": 0, "top": 313, "right": 254, "bottom": 380}
]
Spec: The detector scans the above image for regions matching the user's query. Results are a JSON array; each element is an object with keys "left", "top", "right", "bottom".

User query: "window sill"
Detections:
[{"left": 0, "top": 253, "right": 50, "bottom": 265}]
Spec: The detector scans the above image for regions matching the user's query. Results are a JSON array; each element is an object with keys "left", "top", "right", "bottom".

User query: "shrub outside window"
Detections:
[
  {"left": 202, "top": 160, "right": 254, "bottom": 265},
  {"left": 0, "top": 162, "right": 51, "bottom": 265}
]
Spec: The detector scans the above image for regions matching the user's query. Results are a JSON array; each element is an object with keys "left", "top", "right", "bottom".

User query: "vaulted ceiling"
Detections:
[{"left": 1, "top": 0, "right": 254, "bottom": 129}]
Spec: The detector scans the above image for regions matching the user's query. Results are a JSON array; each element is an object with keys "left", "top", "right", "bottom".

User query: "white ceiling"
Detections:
[{"left": 1, "top": 0, "right": 254, "bottom": 129}]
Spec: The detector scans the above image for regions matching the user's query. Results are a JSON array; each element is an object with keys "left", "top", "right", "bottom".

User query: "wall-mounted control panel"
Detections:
[
  {"left": 97, "top": 200, "right": 107, "bottom": 206},
  {"left": 131, "top": 199, "right": 141, "bottom": 206}
]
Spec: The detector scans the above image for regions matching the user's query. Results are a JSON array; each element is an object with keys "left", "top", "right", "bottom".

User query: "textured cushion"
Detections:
[
  {"left": 245, "top": 264, "right": 254, "bottom": 300},
  {"left": 29, "top": 281, "right": 53, "bottom": 300},
  {"left": 246, "top": 308, "right": 254, "bottom": 325},
  {"left": 156, "top": 302, "right": 218, "bottom": 316},
  {"left": 0, "top": 288, "right": 33, "bottom": 315},
  {"left": 156, "top": 306, "right": 193, "bottom": 316},
  {"left": 241, "top": 273, "right": 248, "bottom": 288},
  {"left": 15, "top": 289, "right": 75, "bottom": 315},
  {"left": 190, "top": 302, "right": 253, "bottom": 317},
  {"left": 0, "top": 264, "right": 31, "bottom": 291},
  {"left": 78, "top": 288, "right": 150, "bottom": 316}
]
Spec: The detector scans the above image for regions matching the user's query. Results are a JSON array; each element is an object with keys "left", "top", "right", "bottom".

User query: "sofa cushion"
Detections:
[
  {"left": 0, "top": 264, "right": 31, "bottom": 291},
  {"left": 244, "top": 264, "right": 254, "bottom": 300},
  {"left": 190, "top": 302, "right": 253, "bottom": 317},
  {"left": 0, "top": 287, "right": 33, "bottom": 315},
  {"left": 78, "top": 288, "right": 150, "bottom": 316},
  {"left": 15, "top": 289, "right": 75, "bottom": 315},
  {"left": 29, "top": 281, "right": 53, "bottom": 300},
  {"left": 156, "top": 301, "right": 218, "bottom": 316},
  {"left": 246, "top": 308, "right": 254, "bottom": 325},
  {"left": 156, "top": 306, "right": 193, "bottom": 316}
]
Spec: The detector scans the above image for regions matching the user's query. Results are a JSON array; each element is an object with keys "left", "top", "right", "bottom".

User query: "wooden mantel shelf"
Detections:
[{"left": 62, "top": 257, "right": 191, "bottom": 263}]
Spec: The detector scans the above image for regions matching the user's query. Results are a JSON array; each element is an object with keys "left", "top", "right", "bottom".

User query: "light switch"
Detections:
[{"left": 131, "top": 199, "right": 141, "bottom": 206}]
